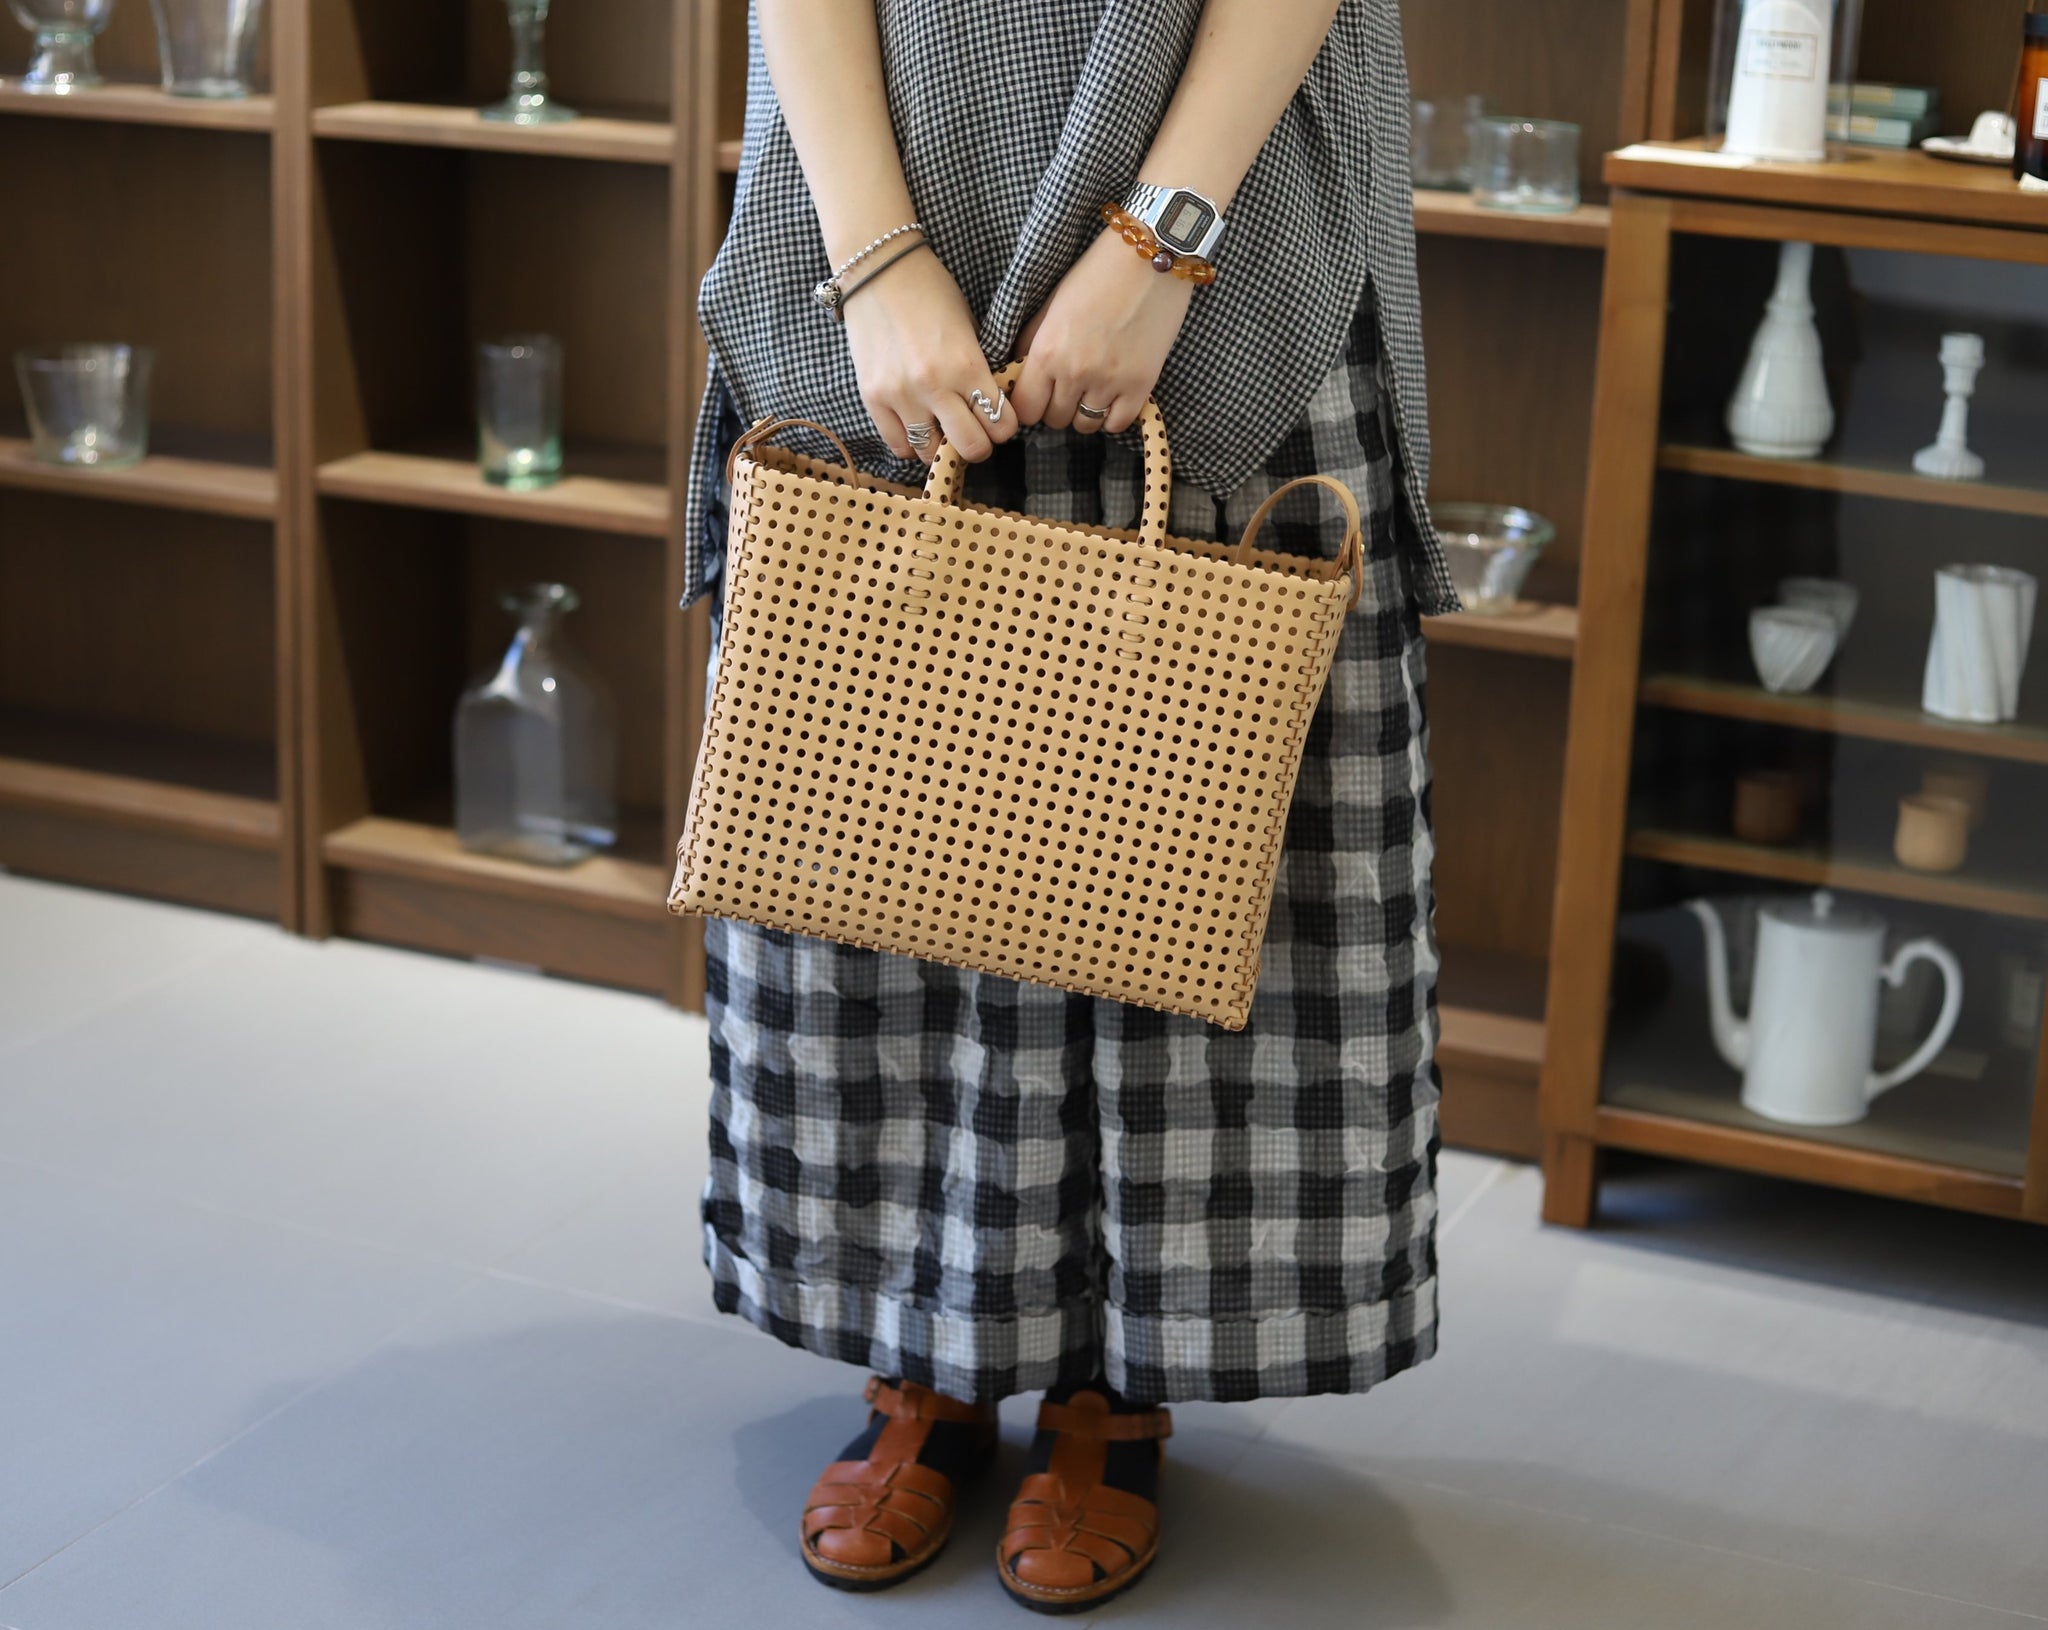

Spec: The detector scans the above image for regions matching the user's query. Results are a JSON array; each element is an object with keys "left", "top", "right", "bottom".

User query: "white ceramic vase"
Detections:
[
  {"left": 1922, "top": 565, "right": 2038, "bottom": 723},
  {"left": 1727, "top": 241, "right": 1834, "bottom": 459}
]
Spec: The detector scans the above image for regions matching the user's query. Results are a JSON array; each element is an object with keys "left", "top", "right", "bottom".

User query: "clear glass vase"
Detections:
[
  {"left": 454, "top": 583, "right": 617, "bottom": 866},
  {"left": 6, "top": 0, "right": 116, "bottom": 93},
  {"left": 480, "top": 0, "right": 576, "bottom": 125},
  {"left": 148, "top": 0, "right": 264, "bottom": 98}
]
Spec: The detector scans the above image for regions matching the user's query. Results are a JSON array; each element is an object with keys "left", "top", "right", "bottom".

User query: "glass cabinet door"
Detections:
[{"left": 1598, "top": 235, "right": 2048, "bottom": 1180}]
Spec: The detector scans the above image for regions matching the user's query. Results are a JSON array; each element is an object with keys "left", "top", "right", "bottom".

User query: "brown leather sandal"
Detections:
[
  {"left": 997, "top": 1391, "right": 1172, "bottom": 1614},
  {"left": 800, "top": 1376, "right": 998, "bottom": 1592}
]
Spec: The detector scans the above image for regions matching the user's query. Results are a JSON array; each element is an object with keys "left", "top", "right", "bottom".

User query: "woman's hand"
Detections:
[
  {"left": 1009, "top": 229, "right": 1196, "bottom": 435},
  {"left": 842, "top": 246, "right": 1018, "bottom": 465}
]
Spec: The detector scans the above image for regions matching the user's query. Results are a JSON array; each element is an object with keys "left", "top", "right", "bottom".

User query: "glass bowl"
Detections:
[{"left": 1433, "top": 502, "right": 1555, "bottom": 614}]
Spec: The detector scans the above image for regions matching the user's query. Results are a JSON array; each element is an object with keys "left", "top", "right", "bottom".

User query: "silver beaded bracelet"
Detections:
[{"left": 813, "top": 221, "right": 923, "bottom": 321}]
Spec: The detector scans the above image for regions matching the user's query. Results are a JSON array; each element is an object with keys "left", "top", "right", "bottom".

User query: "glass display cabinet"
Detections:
[{"left": 1542, "top": 145, "right": 2048, "bottom": 1228}]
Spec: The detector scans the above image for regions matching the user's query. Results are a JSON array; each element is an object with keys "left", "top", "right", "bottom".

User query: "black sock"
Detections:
[
  {"left": 837, "top": 1379, "right": 994, "bottom": 1491},
  {"left": 1030, "top": 1373, "right": 1161, "bottom": 1505}
]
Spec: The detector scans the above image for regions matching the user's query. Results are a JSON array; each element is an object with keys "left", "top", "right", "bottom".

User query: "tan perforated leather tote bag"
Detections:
[{"left": 670, "top": 376, "right": 1364, "bottom": 1030}]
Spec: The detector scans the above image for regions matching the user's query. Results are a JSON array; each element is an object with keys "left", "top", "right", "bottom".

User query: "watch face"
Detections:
[{"left": 1156, "top": 191, "right": 1215, "bottom": 253}]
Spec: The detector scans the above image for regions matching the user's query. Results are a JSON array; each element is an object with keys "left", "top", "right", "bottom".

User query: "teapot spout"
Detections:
[{"left": 1684, "top": 899, "right": 1749, "bottom": 1072}]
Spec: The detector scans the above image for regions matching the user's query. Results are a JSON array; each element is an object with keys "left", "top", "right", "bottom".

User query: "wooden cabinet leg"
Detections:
[{"left": 1541, "top": 1132, "right": 1603, "bottom": 1228}]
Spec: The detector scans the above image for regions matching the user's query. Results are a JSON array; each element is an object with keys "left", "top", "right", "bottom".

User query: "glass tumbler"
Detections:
[
  {"left": 149, "top": 0, "right": 264, "bottom": 98},
  {"left": 15, "top": 343, "right": 153, "bottom": 468},
  {"left": 1411, "top": 94, "right": 1490, "bottom": 191},
  {"left": 477, "top": 334, "right": 563, "bottom": 489},
  {"left": 1471, "top": 117, "right": 1582, "bottom": 214}
]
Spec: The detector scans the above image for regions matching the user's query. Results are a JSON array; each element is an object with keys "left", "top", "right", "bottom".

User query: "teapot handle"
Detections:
[{"left": 1869, "top": 939, "right": 1965, "bottom": 1097}]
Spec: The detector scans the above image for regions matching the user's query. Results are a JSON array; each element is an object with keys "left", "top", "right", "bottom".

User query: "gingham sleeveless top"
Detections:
[{"left": 684, "top": 0, "right": 1453, "bottom": 614}]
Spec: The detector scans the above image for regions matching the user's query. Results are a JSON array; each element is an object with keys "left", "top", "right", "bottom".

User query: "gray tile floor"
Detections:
[{"left": 2, "top": 869, "right": 2044, "bottom": 1629}]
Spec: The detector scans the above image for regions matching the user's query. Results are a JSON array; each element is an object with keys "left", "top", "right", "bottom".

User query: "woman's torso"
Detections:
[{"left": 685, "top": 0, "right": 1451, "bottom": 614}]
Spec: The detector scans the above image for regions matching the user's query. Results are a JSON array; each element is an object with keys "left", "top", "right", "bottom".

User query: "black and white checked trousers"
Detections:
[{"left": 697, "top": 297, "right": 1443, "bottom": 1406}]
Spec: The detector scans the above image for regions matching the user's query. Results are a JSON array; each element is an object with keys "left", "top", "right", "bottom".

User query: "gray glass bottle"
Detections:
[{"left": 455, "top": 584, "right": 617, "bottom": 866}]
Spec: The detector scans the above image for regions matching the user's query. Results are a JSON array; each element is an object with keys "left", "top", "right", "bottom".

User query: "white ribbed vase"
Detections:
[{"left": 1727, "top": 241, "right": 1834, "bottom": 460}]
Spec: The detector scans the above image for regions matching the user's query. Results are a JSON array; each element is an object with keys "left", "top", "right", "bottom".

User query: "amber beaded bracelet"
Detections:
[{"left": 1099, "top": 202, "right": 1219, "bottom": 285}]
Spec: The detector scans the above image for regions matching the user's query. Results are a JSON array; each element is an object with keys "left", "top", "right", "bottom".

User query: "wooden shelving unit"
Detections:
[
  {"left": 1626, "top": 829, "right": 2048, "bottom": 925},
  {"left": 1391, "top": 0, "right": 1664, "bottom": 1157},
  {"left": 3, "top": 0, "right": 1669, "bottom": 1154},
  {"left": 1660, "top": 443, "right": 2048, "bottom": 521},
  {"left": 0, "top": 0, "right": 293, "bottom": 923},
  {"left": 1607, "top": 138, "right": 2048, "bottom": 234},
  {"left": 314, "top": 449, "right": 669, "bottom": 537},
  {"left": 1412, "top": 190, "right": 1612, "bottom": 248},
  {"left": 0, "top": 80, "right": 274, "bottom": 130},
  {"left": 1640, "top": 675, "right": 2048, "bottom": 767},
  {"left": 0, "top": 436, "right": 276, "bottom": 519},
  {"left": 1540, "top": 2, "right": 2048, "bottom": 1230},
  {"left": 312, "top": 101, "right": 672, "bottom": 163},
  {"left": 1424, "top": 602, "right": 1579, "bottom": 660}
]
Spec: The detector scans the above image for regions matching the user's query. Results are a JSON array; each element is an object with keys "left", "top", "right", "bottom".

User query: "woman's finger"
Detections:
[
  {"left": 1070, "top": 384, "right": 1119, "bottom": 437},
  {"left": 1042, "top": 371, "right": 1084, "bottom": 433},
  {"left": 869, "top": 401, "right": 915, "bottom": 462},
  {"left": 932, "top": 392, "right": 995, "bottom": 463},
  {"left": 1102, "top": 391, "right": 1146, "bottom": 436},
  {"left": 962, "top": 366, "right": 1019, "bottom": 446},
  {"left": 885, "top": 395, "right": 944, "bottom": 464},
  {"left": 1009, "top": 353, "right": 1053, "bottom": 426}
]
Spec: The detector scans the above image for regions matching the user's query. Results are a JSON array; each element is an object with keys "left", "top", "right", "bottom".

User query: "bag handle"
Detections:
[
  {"left": 1235, "top": 475, "right": 1366, "bottom": 612},
  {"left": 736, "top": 389, "right": 1359, "bottom": 610},
  {"left": 726, "top": 415, "right": 854, "bottom": 486},
  {"left": 922, "top": 361, "right": 1176, "bottom": 550}
]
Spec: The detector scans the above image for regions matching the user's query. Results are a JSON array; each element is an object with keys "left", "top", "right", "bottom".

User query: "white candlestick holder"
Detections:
[{"left": 1913, "top": 332, "right": 1986, "bottom": 482}]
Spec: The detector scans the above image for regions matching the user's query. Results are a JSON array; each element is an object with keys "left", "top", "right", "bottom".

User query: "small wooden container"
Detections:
[
  {"left": 1732, "top": 770, "right": 1804, "bottom": 846},
  {"left": 1895, "top": 793, "right": 1971, "bottom": 874},
  {"left": 1920, "top": 760, "right": 1989, "bottom": 830}
]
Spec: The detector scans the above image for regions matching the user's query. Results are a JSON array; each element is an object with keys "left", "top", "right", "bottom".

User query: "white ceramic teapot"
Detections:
[{"left": 1686, "top": 892, "right": 1964, "bottom": 1127}]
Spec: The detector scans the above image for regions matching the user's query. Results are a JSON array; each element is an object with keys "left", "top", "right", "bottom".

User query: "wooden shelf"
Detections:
[
  {"left": 315, "top": 448, "right": 669, "bottom": 537},
  {"left": 0, "top": 750, "right": 276, "bottom": 848},
  {"left": 1607, "top": 139, "right": 2048, "bottom": 235},
  {"left": 1413, "top": 190, "right": 1611, "bottom": 248},
  {"left": 1594, "top": 906, "right": 2035, "bottom": 1211},
  {"left": 1594, "top": 1104, "right": 2027, "bottom": 1218},
  {"left": 1660, "top": 443, "right": 2048, "bottom": 522},
  {"left": 0, "top": 81, "right": 274, "bottom": 131},
  {"left": 1436, "top": 942, "right": 1547, "bottom": 1159},
  {"left": 322, "top": 816, "right": 668, "bottom": 922},
  {"left": 1627, "top": 827, "right": 2048, "bottom": 924},
  {"left": 1439, "top": 944, "right": 1548, "bottom": 1077},
  {"left": 1639, "top": 674, "right": 2048, "bottom": 767},
  {"left": 313, "top": 101, "right": 673, "bottom": 164},
  {"left": 0, "top": 435, "right": 276, "bottom": 519},
  {"left": 1424, "top": 601, "right": 1578, "bottom": 658}
]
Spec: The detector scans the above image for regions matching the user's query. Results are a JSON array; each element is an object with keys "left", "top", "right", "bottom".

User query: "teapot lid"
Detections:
[{"left": 1758, "top": 890, "right": 1882, "bottom": 935}]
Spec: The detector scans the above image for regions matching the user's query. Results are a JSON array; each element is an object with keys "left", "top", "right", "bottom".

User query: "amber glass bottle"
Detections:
[{"left": 2017, "top": 13, "right": 2048, "bottom": 186}]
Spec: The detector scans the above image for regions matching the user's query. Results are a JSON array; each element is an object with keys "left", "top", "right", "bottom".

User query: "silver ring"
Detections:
[
  {"left": 969, "top": 388, "right": 1007, "bottom": 425},
  {"left": 1075, "top": 401, "right": 1109, "bottom": 421},
  {"left": 905, "top": 420, "right": 934, "bottom": 450}
]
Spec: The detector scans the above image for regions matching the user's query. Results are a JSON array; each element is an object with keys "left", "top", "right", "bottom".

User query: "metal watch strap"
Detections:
[{"left": 1121, "top": 181, "right": 1226, "bottom": 263}]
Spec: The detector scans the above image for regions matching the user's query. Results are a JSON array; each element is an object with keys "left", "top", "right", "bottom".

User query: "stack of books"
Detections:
[{"left": 1827, "top": 83, "right": 1941, "bottom": 148}]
